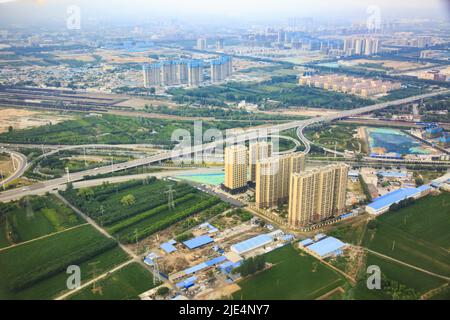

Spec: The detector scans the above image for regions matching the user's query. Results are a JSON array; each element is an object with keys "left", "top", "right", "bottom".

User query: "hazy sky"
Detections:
[{"left": 0, "top": 0, "right": 449, "bottom": 27}]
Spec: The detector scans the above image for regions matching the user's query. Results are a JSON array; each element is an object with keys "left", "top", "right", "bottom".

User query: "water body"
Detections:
[
  {"left": 366, "top": 127, "right": 431, "bottom": 155},
  {"left": 176, "top": 173, "right": 224, "bottom": 186}
]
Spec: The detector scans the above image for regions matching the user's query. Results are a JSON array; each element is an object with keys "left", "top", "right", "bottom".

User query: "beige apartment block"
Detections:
[
  {"left": 255, "top": 152, "right": 306, "bottom": 209},
  {"left": 224, "top": 145, "right": 248, "bottom": 192},
  {"left": 288, "top": 163, "right": 349, "bottom": 227},
  {"left": 249, "top": 141, "right": 273, "bottom": 183}
]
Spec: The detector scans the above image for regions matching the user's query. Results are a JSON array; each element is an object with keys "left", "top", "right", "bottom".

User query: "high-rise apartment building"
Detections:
[
  {"left": 216, "top": 39, "right": 224, "bottom": 50},
  {"left": 197, "top": 38, "right": 207, "bottom": 50},
  {"left": 210, "top": 56, "right": 233, "bottom": 83},
  {"left": 288, "top": 163, "right": 349, "bottom": 227},
  {"left": 143, "top": 63, "right": 162, "bottom": 87},
  {"left": 255, "top": 153, "right": 306, "bottom": 209},
  {"left": 249, "top": 141, "right": 273, "bottom": 183},
  {"left": 224, "top": 145, "right": 248, "bottom": 193},
  {"left": 188, "top": 60, "right": 204, "bottom": 87}
]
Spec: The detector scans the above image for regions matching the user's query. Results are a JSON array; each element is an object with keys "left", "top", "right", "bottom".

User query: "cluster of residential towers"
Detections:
[
  {"left": 223, "top": 142, "right": 349, "bottom": 227},
  {"left": 143, "top": 56, "right": 232, "bottom": 88}
]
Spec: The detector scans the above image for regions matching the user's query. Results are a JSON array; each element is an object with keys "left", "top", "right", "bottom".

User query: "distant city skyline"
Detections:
[{"left": 0, "top": 0, "right": 449, "bottom": 27}]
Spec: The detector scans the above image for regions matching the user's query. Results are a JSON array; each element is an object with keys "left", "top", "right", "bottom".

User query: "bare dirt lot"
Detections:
[
  {"left": 0, "top": 107, "right": 73, "bottom": 133},
  {"left": 0, "top": 154, "right": 14, "bottom": 177}
]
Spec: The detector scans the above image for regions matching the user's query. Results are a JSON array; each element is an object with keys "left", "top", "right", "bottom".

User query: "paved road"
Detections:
[
  {"left": 0, "top": 167, "right": 222, "bottom": 202},
  {"left": 1, "top": 89, "right": 448, "bottom": 202},
  {"left": 293, "top": 89, "right": 450, "bottom": 155},
  {"left": 0, "top": 149, "right": 27, "bottom": 188}
]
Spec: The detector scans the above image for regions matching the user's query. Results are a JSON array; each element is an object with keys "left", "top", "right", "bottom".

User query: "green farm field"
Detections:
[
  {"left": 362, "top": 193, "right": 450, "bottom": 277},
  {"left": 0, "top": 194, "right": 83, "bottom": 248},
  {"left": 353, "top": 253, "right": 447, "bottom": 300},
  {"left": 0, "top": 224, "right": 129, "bottom": 300},
  {"left": 68, "top": 262, "right": 158, "bottom": 300},
  {"left": 60, "top": 178, "right": 222, "bottom": 243},
  {"left": 232, "top": 245, "right": 347, "bottom": 300}
]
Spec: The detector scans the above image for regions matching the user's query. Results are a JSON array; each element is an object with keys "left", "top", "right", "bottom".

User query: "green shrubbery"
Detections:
[{"left": 121, "top": 197, "right": 221, "bottom": 243}]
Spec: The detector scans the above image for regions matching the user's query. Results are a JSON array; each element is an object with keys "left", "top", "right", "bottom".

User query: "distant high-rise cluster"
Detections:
[
  {"left": 143, "top": 59, "right": 204, "bottom": 88},
  {"left": 210, "top": 56, "right": 233, "bottom": 83},
  {"left": 255, "top": 153, "right": 306, "bottom": 209},
  {"left": 299, "top": 74, "right": 401, "bottom": 97},
  {"left": 343, "top": 37, "right": 380, "bottom": 56},
  {"left": 288, "top": 163, "right": 349, "bottom": 227},
  {"left": 417, "top": 36, "right": 432, "bottom": 48},
  {"left": 143, "top": 55, "right": 232, "bottom": 88}
]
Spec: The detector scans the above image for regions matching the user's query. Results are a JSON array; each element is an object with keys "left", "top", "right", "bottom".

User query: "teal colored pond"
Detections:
[
  {"left": 367, "top": 128, "right": 431, "bottom": 155},
  {"left": 176, "top": 172, "right": 224, "bottom": 185}
]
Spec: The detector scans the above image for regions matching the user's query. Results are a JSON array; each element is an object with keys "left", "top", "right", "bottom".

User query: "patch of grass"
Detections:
[
  {"left": 0, "top": 224, "right": 129, "bottom": 299},
  {"left": 68, "top": 262, "right": 158, "bottom": 300},
  {"left": 0, "top": 194, "right": 83, "bottom": 248},
  {"left": 232, "top": 245, "right": 346, "bottom": 300},
  {"left": 353, "top": 253, "right": 446, "bottom": 300},
  {"left": 362, "top": 194, "right": 450, "bottom": 277}
]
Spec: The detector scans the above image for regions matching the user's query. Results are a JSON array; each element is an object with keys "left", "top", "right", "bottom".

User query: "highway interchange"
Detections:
[{"left": 0, "top": 88, "right": 449, "bottom": 202}]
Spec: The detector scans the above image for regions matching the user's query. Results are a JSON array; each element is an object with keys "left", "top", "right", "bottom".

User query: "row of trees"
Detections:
[
  {"left": 389, "top": 198, "right": 415, "bottom": 212},
  {"left": 233, "top": 255, "right": 266, "bottom": 277}
]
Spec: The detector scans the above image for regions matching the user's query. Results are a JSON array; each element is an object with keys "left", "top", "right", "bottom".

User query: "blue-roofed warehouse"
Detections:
[
  {"left": 366, "top": 185, "right": 431, "bottom": 215},
  {"left": 304, "top": 237, "right": 347, "bottom": 259},
  {"left": 299, "top": 238, "right": 314, "bottom": 247},
  {"left": 230, "top": 234, "right": 273, "bottom": 255},
  {"left": 183, "top": 235, "right": 214, "bottom": 250},
  {"left": 176, "top": 256, "right": 227, "bottom": 279},
  {"left": 160, "top": 242, "right": 177, "bottom": 254},
  {"left": 176, "top": 276, "right": 197, "bottom": 289}
]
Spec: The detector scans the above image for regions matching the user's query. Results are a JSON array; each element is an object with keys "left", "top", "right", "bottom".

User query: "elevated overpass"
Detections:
[{"left": 0, "top": 89, "right": 449, "bottom": 202}]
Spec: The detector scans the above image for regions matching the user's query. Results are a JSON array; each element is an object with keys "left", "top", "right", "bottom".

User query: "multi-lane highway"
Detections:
[{"left": 0, "top": 89, "right": 449, "bottom": 202}]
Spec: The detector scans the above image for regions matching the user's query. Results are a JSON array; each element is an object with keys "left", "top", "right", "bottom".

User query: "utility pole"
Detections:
[
  {"left": 65, "top": 167, "right": 71, "bottom": 184},
  {"left": 84, "top": 147, "right": 87, "bottom": 167},
  {"left": 165, "top": 185, "right": 176, "bottom": 209},
  {"left": 89, "top": 261, "right": 102, "bottom": 295}
]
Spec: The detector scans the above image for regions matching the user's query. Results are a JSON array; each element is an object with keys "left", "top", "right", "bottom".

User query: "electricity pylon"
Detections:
[{"left": 165, "top": 185, "right": 176, "bottom": 209}]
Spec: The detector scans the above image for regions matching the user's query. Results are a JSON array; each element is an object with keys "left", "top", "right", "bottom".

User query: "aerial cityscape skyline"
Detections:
[{"left": 0, "top": 0, "right": 448, "bottom": 306}]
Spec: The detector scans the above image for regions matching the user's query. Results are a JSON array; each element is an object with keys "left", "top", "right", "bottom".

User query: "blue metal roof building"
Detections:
[
  {"left": 299, "top": 238, "right": 314, "bottom": 247},
  {"left": 176, "top": 276, "right": 197, "bottom": 289},
  {"left": 183, "top": 256, "right": 228, "bottom": 276},
  {"left": 366, "top": 186, "right": 431, "bottom": 215},
  {"left": 305, "top": 237, "right": 347, "bottom": 258},
  {"left": 160, "top": 242, "right": 177, "bottom": 254},
  {"left": 183, "top": 235, "right": 214, "bottom": 249},
  {"left": 230, "top": 234, "right": 273, "bottom": 255},
  {"left": 218, "top": 261, "right": 242, "bottom": 274}
]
